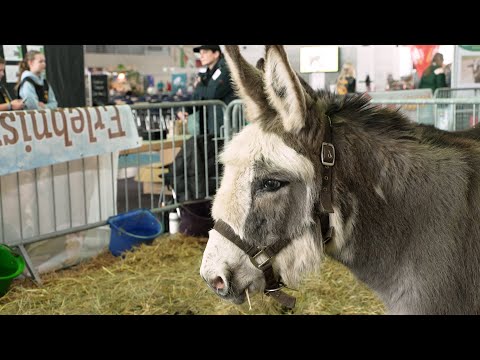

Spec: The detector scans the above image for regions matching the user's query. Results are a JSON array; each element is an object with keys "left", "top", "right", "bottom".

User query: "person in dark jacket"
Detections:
[
  {"left": 419, "top": 53, "right": 447, "bottom": 94},
  {"left": 168, "top": 46, "right": 234, "bottom": 206},
  {"left": 187, "top": 45, "right": 237, "bottom": 135},
  {"left": 165, "top": 134, "right": 221, "bottom": 203},
  {"left": 0, "top": 56, "right": 24, "bottom": 111}
]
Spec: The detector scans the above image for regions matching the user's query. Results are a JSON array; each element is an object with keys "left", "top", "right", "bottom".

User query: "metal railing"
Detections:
[
  {"left": 434, "top": 87, "right": 480, "bottom": 98},
  {"left": 123, "top": 100, "right": 227, "bottom": 213},
  {"left": 369, "top": 98, "right": 480, "bottom": 131},
  {"left": 223, "top": 97, "right": 480, "bottom": 136},
  {"left": 224, "top": 100, "right": 247, "bottom": 143},
  {"left": 0, "top": 100, "right": 227, "bottom": 282}
]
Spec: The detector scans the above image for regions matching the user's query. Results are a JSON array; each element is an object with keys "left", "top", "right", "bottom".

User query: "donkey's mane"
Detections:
[
  {"left": 310, "top": 88, "right": 480, "bottom": 146},
  {"left": 292, "top": 76, "right": 419, "bottom": 143},
  {"left": 317, "top": 90, "right": 417, "bottom": 140}
]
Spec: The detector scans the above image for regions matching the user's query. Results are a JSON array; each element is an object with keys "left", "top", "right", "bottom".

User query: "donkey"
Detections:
[{"left": 200, "top": 45, "right": 480, "bottom": 315}]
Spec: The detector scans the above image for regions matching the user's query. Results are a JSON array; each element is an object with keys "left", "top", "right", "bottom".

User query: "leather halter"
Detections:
[
  {"left": 320, "top": 116, "right": 335, "bottom": 214},
  {"left": 212, "top": 115, "right": 336, "bottom": 310},
  {"left": 213, "top": 220, "right": 297, "bottom": 309},
  {"left": 319, "top": 115, "right": 336, "bottom": 243}
]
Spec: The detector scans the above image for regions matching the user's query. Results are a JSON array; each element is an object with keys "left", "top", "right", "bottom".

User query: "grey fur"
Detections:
[
  {"left": 244, "top": 161, "right": 311, "bottom": 247},
  {"left": 210, "top": 45, "right": 480, "bottom": 314}
]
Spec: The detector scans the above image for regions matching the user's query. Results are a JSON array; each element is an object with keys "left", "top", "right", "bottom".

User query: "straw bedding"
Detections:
[{"left": 0, "top": 234, "right": 384, "bottom": 315}]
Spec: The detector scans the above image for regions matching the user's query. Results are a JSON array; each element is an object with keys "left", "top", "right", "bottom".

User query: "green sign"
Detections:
[{"left": 459, "top": 45, "right": 480, "bottom": 52}]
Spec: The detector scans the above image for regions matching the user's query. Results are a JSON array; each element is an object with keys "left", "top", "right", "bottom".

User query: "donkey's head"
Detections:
[{"left": 200, "top": 46, "right": 332, "bottom": 306}]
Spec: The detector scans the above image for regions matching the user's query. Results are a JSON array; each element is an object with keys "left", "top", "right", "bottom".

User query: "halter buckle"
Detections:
[
  {"left": 321, "top": 142, "right": 335, "bottom": 167},
  {"left": 250, "top": 249, "right": 272, "bottom": 269}
]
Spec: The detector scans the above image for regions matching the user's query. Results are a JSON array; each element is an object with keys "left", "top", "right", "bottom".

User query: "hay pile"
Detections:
[{"left": 0, "top": 234, "right": 385, "bottom": 315}]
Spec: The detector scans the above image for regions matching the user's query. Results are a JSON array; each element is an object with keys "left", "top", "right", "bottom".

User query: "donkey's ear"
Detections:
[
  {"left": 224, "top": 46, "right": 274, "bottom": 123},
  {"left": 264, "top": 45, "right": 310, "bottom": 133}
]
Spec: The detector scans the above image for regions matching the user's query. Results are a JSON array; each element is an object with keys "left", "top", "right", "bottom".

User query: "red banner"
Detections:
[{"left": 409, "top": 45, "right": 440, "bottom": 78}]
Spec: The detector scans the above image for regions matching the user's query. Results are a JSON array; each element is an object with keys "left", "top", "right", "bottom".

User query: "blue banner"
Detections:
[{"left": 0, "top": 105, "right": 140, "bottom": 175}]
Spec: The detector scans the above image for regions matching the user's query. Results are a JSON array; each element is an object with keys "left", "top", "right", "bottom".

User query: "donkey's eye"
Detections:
[{"left": 262, "top": 179, "right": 285, "bottom": 192}]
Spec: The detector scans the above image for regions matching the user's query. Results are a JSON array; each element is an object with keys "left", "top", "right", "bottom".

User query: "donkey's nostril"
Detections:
[{"left": 211, "top": 276, "right": 225, "bottom": 290}]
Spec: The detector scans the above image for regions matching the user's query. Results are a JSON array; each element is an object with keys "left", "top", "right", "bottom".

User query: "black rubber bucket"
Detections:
[{"left": 179, "top": 200, "right": 214, "bottom": 237}]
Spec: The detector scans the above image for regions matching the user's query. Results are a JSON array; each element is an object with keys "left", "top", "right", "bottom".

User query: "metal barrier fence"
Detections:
[
  {"left": 121, "top": 100, "right": 227, "bottom": 212},
  {"left": 0, "top": 153, "right": 118, "bottom": 282},
  {"left": 0, "top": 100, "right": 226, "bottom": 282},
  {"left": 0, "top": 154, "right": 118, "bottom": 247},
  {"left": 369, "top": 98, "right": 480, "bottom": 131},
  {"left": 224, "top": 99, "right": 247, "bottom": 143},
  {"left": 434, "top": 87, "right": 480, "bottom": 98},
  {"left": 432, "top": 89, "right": 480, "bottom": 131},
  {"left": 223, "top": 97, "right": 480, "bottom": 135}
]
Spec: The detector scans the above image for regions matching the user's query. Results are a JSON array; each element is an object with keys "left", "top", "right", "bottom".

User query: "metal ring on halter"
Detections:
[{"left": 264, "top": 283, "right": 286, "bottom": 293}]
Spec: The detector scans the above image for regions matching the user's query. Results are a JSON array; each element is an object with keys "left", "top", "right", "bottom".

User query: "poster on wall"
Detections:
[
  {"left": 26, "top": 45, "right": 45, "bottom": 54},
  {"left": 454, "top": 45, "right": 480, "bottom": 88},
  {"left": 2, "top": 45, "right": 22, "bottom": 61},
  {"left": 171, "top": 73, "right": 187, "bottom": 95},
  {"left": 300, "top": 46, "right": 339, "bottom": 73},
  {"left": 5, "top": 64, "right": 19, "bottom": 83}
]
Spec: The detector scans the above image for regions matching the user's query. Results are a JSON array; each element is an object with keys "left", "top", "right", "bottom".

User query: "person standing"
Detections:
[
  {"left": 365, "top": 74, "right": 372, "bottom": 92},
  {"left": 16, "top": 50, "right": 58, "bottom": 110},
  {"left": 336, "top": 62, "right": 356, "bottom": 95},
  {"left": 418, "top": 53, "right": 447, "bottom": 94},
  {"left": 190, "top": 45, "right": 237, "bottom": 135},
  {"left": 0, "top": 56, "right": 24, "bottom": 111}
]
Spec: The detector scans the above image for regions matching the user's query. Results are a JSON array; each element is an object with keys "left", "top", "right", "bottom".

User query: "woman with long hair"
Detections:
[
  {"left": 15, "top": 50, "right": 58, "bottom": 109},
  {"left": 336, "top": 62, "right": 356, "bottom": 95},
  {"left": 419, "top": 53, "right": 447, "bottom": 93}
]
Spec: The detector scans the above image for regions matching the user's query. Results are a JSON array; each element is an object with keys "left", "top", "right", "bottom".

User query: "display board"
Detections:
[
  {"left": 91, "top": 74, "right": 109, "bottom": 106},
  {"left": 453, "top": 45, "right": 480, "bottom": 88}
]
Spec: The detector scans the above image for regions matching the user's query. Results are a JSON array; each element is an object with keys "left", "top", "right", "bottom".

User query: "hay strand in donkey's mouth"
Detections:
[
  {"left": 0, "top": 234, "right": 384, "bottom": 315},
  {"left": 245, "top": 288, "right": 252, "bottom": 311}
]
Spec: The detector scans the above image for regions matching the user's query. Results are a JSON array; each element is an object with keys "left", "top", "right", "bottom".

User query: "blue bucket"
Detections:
[{"left": 107, "top": 209, "right": 163, "bottom": 257}]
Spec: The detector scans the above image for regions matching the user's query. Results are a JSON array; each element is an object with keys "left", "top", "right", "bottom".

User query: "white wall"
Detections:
[
  {"left": 237, "top": 45, "right": 326, "bottom": 84},
  {"left": 439, "top": 45, "right": 454, "bottom": 65},
  {"left": 356, "top": 46, "right": 375, "bottom": 92},
  {"left": 372, "top": 46, "right": 398, "bottom": 92},
  {"left": 237, "top": 45, "right": 265, "bottom": 66}
]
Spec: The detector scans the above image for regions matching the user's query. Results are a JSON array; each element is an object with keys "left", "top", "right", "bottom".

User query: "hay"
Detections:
[{"left": 0, "top": 234, "right": 385, "bottom": 315}]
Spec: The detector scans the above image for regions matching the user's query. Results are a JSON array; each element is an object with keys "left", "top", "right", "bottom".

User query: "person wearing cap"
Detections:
[{"left": 188, "top": 45, "right": 237, "bottom": 135}]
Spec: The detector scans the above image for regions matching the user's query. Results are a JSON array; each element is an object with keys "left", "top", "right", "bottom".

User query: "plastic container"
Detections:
[
  {"left": 179, "top": 200, "right": 214, "bottom": 237},
  {"left": 169, "top": 212, "right": 180, "bottom": 234},
  {"left": 0, "top": 244, "right": 26, "bottom": 297},
  {"left": 107, "top": 209, "right": 163, "bottom": 257}
]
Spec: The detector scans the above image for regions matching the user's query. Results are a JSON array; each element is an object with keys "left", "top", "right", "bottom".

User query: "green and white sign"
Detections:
[{"left": 459, "top": 45, "right": 480, "bottom": 52}]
